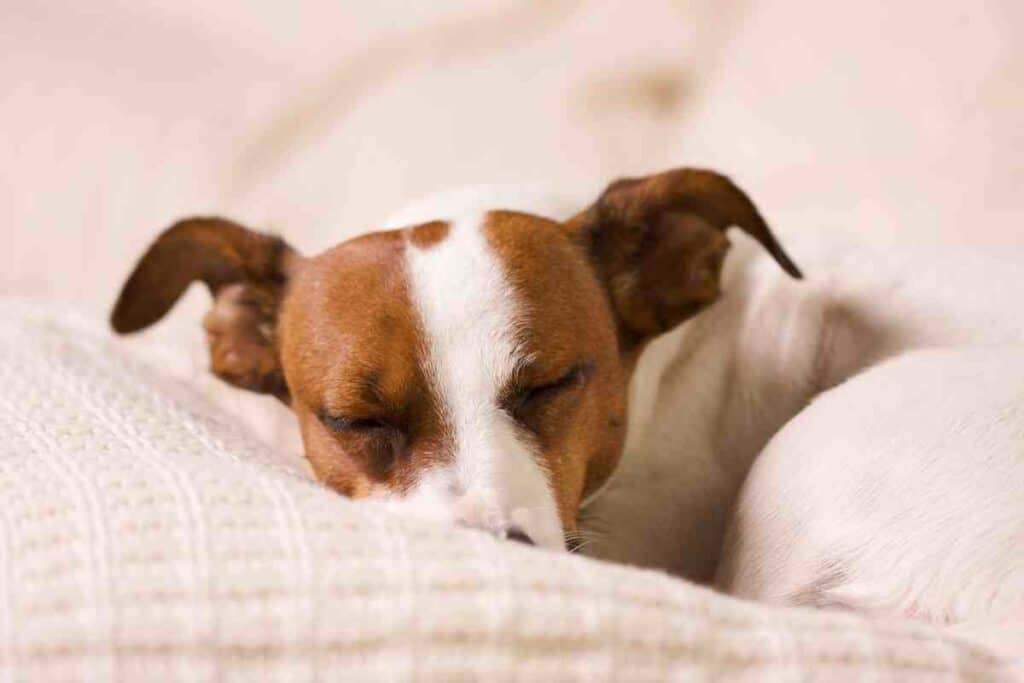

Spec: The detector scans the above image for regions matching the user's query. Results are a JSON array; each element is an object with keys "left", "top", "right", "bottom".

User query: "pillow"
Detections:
[{"left": 0, "top": 302, "right": 1013, "bottom": 681}]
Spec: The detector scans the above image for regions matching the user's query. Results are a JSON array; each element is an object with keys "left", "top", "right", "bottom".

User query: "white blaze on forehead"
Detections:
[{"left": 402, "top": 211, "right": 564, "bottom": 549}]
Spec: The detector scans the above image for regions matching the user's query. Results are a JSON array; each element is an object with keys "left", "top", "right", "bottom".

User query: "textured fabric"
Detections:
[{"left": 0, "top": 302, "right": 1018, "bottom": 681}]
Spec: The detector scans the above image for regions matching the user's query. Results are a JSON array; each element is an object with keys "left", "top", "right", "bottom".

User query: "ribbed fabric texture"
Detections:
[{"left": 0, "top": 303, "right": 1015, "bottom": 681}]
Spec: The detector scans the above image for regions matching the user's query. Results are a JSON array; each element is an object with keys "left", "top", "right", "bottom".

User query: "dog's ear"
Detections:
[
  {"left": 566, "top": 168, "right": 801, "bottom": 345},
  {"left": 111, "top": 217, "right": 301, "bottom": 400}
]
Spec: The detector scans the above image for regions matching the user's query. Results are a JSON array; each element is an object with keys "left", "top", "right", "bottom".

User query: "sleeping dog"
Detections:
[{"left": 111, "top": 167, "right": 1023, "bottom": 628}]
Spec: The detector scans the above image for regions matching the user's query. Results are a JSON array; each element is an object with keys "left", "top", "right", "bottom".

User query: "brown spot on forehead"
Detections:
[{"left": 406, "top": 220, "right": 450, "bottom": 249}]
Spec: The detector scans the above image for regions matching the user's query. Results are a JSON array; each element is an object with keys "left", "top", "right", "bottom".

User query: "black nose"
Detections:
[{"left": 506, "top": 527, "right": 535, "bottom": 546}]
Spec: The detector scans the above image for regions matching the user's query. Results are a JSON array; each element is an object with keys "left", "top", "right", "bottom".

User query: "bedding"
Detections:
[{"left": 0, "top": 302, "right": 1016, "bottom": 680}]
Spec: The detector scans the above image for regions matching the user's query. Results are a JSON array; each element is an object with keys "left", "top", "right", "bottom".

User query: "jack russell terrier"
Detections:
[{"left": 111, "top": 167, "right": 1023, "bottom": 630}]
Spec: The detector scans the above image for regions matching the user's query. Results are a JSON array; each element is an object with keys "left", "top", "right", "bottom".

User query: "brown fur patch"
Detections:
[
  {"left": 483, "top": 210, "right": 631, "bottom": 529},
  {"left": 278, "top": 230, "right": 452, "bottom": 497},
  {"left": 564, "top": 168, "right": 801, "bottom": 346},
  {"left": 406, "top": 220, "right": 450, "bottom": 249},
  {"left": 110, "top": 217, "right": 299, "bottom": 399}
]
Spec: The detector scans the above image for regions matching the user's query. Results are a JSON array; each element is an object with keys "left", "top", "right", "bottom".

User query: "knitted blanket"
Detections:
[{"left": 0, "top": 303, "right": 1016, "bottom": 681}]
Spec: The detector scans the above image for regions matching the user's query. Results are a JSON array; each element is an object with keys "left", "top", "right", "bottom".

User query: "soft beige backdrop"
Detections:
[
  {"left": 4, "top": 0, "right": 1023, "bottom": 313},
  {"left": 4, "top": 0, "right": 1022, "bottom": 454}
]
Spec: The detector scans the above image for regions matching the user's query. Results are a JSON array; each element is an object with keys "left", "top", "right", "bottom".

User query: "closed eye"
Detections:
[
  {"left": 511, "top": 363, "right": 589, "bottom": 416},
  {"left": 320, "top": 414, "right": 390, "bottom": 433}
]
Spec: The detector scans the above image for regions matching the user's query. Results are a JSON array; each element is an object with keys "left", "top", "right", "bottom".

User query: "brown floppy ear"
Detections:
[
  {"left": 566, "top": 168, "right": 801, "bottom": 345},
  {"left": 110, "top": 217, "right": 301, "bottom": 401}
]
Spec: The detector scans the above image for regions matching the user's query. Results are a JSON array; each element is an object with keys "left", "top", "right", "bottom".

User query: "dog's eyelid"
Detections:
[
  {"left": 511, "top": 361, "right": 592, "bottom": 411},
  {"left": 319, "top": 412, "right": 391, "bottom": 432},
  {"left": 522, "top": 359, "right": 590, "bottom": 386},
  {"left": 546, "top": 363, "right": 587, "bottom": 389}
]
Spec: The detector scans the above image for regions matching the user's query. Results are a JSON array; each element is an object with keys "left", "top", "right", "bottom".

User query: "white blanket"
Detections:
[{"left": 0, "top": 302, "right": 1017, "bottom": 681}]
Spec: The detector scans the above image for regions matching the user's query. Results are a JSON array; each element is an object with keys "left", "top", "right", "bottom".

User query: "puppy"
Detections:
[
  {"left": 112, "top": 166, "right": 1024, "bottom": 630},
  {"left": 110, "top": 168, "right": 800, "bottom": 552}
]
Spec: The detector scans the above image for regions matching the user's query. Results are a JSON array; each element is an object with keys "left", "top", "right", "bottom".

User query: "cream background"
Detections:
[
  {"left": 4, "top": 0, "right": 1023, "bottom": 314},
  {"left": 4, "top": 0, "right": 1023, "bottom": 499}
]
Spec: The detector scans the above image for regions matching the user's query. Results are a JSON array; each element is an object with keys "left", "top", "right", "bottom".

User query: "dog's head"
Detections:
[{"left": 111, "top": 168, "right": 800, "bottom": 549}]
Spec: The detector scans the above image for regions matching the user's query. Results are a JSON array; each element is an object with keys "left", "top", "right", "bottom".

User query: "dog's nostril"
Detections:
[{"left": 505, "top": 527, "right": 535, "bottom": 546}]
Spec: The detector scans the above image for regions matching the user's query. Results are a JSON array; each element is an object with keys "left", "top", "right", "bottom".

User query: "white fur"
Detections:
[
  {"left": 719, "top": 348, "right": 1024, "bottom": 622},
  {"left": 581, "top": 238, "right": 832, "bottom": 580},
  {"left": 399, "top": 207, "right": 565, "bottom": 550},
  {"left": 585, "top": 233, "right": 1024, "bottom": 613}
]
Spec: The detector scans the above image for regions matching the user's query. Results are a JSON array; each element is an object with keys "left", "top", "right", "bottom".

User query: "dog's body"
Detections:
[
  {"left": 112, "top": 169, "right": 1024, "bottom": 630},
  {"left": 718, "top": 347, "right": 1024, "bottom": 623}
]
